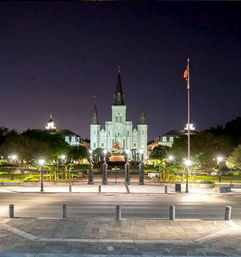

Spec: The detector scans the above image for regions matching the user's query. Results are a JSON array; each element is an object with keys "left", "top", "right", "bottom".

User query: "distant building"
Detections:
[
  {"left": 156, "top": 130, "right": 184, "bottom": 147},
  {"left": 45, "top": 114, "right": 56, "bottom": 134},
  {"left": 90, "top": 70, "right": 148, "bottom": 159},
  {"left": 45, "top": 115, "right": 83, "bottom": 146},
  {"left": 59, "top": 129, "right": 81, "bottom": 146}
]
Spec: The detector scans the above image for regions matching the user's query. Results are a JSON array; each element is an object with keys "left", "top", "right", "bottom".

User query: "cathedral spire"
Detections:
[
  {"left": 113, "top": 68, "right": 125, "bottom": 105},
  {"left": 91, "top": 104, "right": 99, "bottom": 125},
  {"left": 139, "top": 105, "right": 147, "bottom": 124}
]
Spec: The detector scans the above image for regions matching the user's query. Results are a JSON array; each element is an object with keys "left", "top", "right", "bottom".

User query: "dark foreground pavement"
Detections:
[{"left": 0, "top": 218, "right": 241, "bottom": 256}]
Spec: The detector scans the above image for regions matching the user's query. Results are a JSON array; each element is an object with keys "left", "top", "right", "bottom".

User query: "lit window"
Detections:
[
  {"left": 71, "top": 137, "right": 75, "bottom": 142},
  {"left": 65, "top": 136, "right": 69, "bottom": 142},
  {"left": 169, "top": 137, "right": 174, "bottom": 142},
  {"left": 162, "top": 136, "right": 167, "bottom": 142}
]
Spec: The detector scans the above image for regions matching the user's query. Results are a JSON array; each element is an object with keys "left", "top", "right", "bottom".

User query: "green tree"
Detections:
[
  {"left": 171, "top": 132, "right": 233, "bottom": 171},
  {"left": 22, "top": 129, "right": 68, "bottom": 160},
  {"left": 150, "top": 145, "right": 170, "bottom": 160},
  {"left": 226, "top": 144, "right": 241, "bottom": 170},
  {"left": 0, "top": 135, "right": 51, "bottom": 162},
  {"left": 67, "top": 145, "right": 88, "bottom": 161}
]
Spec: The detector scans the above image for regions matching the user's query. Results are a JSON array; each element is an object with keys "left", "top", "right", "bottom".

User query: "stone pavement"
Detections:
[
  {"left": 0, "top": 184, "right": 215, "bottom": 194},
  {"left": 0, "top": 217, "right": 241, "bottom": 256}
]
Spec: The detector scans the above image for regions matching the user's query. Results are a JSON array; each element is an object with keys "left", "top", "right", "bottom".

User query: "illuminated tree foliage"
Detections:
[{"left": 226, "top": 144, "right": 241, "bottom": 170}]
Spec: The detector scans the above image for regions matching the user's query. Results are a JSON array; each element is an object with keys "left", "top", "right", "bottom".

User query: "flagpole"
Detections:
[{"left": 186, "top": 58, "right": 190, "bottom": 193}]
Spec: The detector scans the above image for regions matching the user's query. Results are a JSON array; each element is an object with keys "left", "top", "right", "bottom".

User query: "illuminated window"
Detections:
[
  {"left": 162, "top": 136, "right": 167, "bottom": 142},
  {"left": 65, "top": 136, "right": 69, "bottom": 142},
  {"left": 169, "top": 137, "right": 174, "bottom": 142}
]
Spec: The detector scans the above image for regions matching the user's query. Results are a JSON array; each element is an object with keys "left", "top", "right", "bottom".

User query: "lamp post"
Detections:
[
  {"left": 217, "top": 156, "right": 223, "bottom": 183},
  {"left": 184, "top": 159, "right": 192, "bottom": 193},
  {"left": 9, "top": 154, "right": 18, "bottom": 180},
  {"left": 60, "top": 155, "right": 66, "bottom": 180},
  {"left": 139, "top": 148, "right": 144, "bottom": 185},
  {"left": 102, "top": 149, "right": 108, "bottom": 185},
  {"left": 38, "top": 159, "right": 45, "bottom": 192},
  {"left": 88, "top": 150, "right": 94, "bottom": 184},
  {"left": 125, "top": 149, "right": 130, "bottom": 185}
]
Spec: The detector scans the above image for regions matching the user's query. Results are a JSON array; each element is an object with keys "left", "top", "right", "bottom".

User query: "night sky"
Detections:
[{"left": 0, "top": 2, "right": 241, "bottom": 140}]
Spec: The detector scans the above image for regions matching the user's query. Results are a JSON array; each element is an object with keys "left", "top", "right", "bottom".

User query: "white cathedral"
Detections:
[{"left": 90, "top": 71, "right": 148, "bottom": 159}]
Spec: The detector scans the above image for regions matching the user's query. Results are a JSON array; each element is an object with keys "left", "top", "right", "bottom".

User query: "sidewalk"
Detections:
[
  {"left": 0, "top": 184, "right": 216, "bottom": 194},
  {"left": 0, "top": 217, "right": 241, "bottom": 256}
]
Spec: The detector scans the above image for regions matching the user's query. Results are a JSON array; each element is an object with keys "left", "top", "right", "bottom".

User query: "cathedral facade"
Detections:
[{"left": 90, "top": 71, "right": 148, "bottom": 159}]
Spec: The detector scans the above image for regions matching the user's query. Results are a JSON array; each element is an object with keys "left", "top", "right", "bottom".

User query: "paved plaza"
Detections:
[{"left": 0, "top": 184, "right": 241, "bottom": 256}]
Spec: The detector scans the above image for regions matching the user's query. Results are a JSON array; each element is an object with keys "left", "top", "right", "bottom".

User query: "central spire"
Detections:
[{"left": 113, "top": 67, "right": 125, "bottom": 105}]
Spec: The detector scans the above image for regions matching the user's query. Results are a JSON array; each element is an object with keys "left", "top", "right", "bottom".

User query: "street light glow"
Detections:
[
  {"left": 103, "top": 149, "right": 107, "bottom": 155},
  {"left": 38, "top": 159, "right": 45, "bottom": 166},
  {"left": 184, "top": 159, "right": 192, "bottom": 167},
  {"left": 217, "top": 156, "right": 223, "bottom": 162},
  {"left": 125, "top": 149, "right": 130, "bottom": 154},
  {"left": 89, "top": 149, "right": 93, "bottom": 154},
  {"left": 60, "top": 155, "right": 66, "bottom": 160},
  {"left": 168, "top": 155, "right": 174, "bottom": 161},
  {"left": 11, "top": 154, "right": 17, "bottom": 161},
  {"left": 139, "top": 148, "right": 144, "bottom": 154}
]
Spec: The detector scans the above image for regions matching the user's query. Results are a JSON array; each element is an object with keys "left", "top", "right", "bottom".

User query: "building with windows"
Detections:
[
  {"left": 90, "top": 70, "right": 148, "bottom": 159},
  {"left": 45, "top": 115, "right": 82, "bottom": 146}
]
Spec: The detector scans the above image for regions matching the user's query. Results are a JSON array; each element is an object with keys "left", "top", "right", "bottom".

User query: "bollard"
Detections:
[
  {"left": 125, "top": 184, "right": 130, "bottom": 193},
  {"left": 225, "top": 206, "right": 231, "bottom": 221},
  {"left": 69, "top": 185, "right": 72, "bottom": 192},
  {"left": 116, "top": 205, "right": 121, "bottom": 220},
  {"left": 169, "top": 205, "right": 175, "bottom": 220},
  {"left": 9, "top": 204, "right": 14, "bottom": 218},
  {"left": 62, "top": 204, "right": 67, "bottom": 219},
  {"left": 165, "top": 185, "right": 168, "bottom": 194},
  {"left": 98, "top": 184, "right": 101, "bottom": 193}
]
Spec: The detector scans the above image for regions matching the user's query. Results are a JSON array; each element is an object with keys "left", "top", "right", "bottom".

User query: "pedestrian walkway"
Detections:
[
  {"left": 0, "top": 184, "right": 215, "bottom": 194},
  {"left": 0, "top": 218, "right": 241, "bottom": 256}
]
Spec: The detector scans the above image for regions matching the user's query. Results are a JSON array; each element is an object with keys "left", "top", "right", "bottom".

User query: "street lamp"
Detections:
[
  {"left": 60, "top": 155, "right": 66, "bottom": 161},
  {"left": 88, "top": 149, "right": 94, "bottom": 184},
  {"left": 125, "top": 149, "right": 130, "bottom": 185},
  {"left": 38, "top": 159, "right": 45, "bottom": 192},
  {"left": 9, "top": 154, "right": 18, "bottom": 180},
  {"left": 139, "top": 148, "right": 144, "bottom": 185},
  {"left": 217, "top": 156, "right": 223, "bottom": 183},
  {"left": 184, "top": 159, "right": 192, "bottom": 193}
]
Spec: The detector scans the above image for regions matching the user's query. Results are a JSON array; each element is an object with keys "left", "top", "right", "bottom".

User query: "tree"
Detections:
[
  {"left": 150, "top": 145, "right": 170, "bottom": 160},
  {"left": 0, "top": 135, "right": 51, "bottom": 163},
  {"left": 171, "top": 132, "right": 234, "bottom": 171},
  {"left": 22, "top": 129, "right": 68, "bottom": 160},
  {"left": 67, "top": 145, "right": 88, "bottom": 161},
  {"left": 226, "top": 144, "right": 241, "bottom": 170}
]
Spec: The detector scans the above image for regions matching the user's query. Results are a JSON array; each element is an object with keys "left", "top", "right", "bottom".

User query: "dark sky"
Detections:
[{"left": 0, "top": 2, "right": 241, "bottom": 140}]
